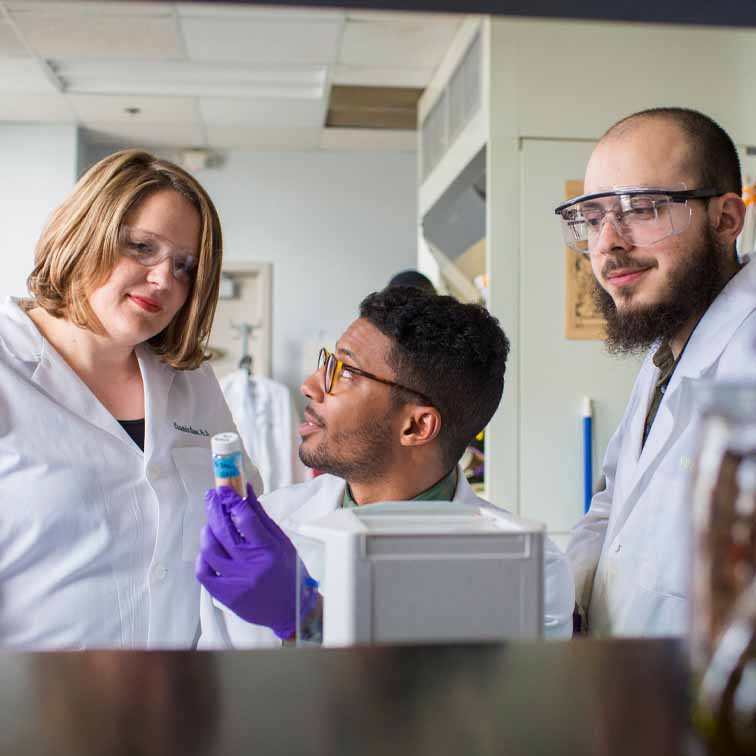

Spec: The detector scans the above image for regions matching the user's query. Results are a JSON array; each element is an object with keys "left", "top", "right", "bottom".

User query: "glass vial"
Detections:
[{"left": 211, "top": 432, "right": 247, "bottom": 499}]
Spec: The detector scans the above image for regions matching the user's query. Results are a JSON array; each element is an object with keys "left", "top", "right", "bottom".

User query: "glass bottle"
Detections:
[{"left": 690, "top": 382, "right": 756, "bottom": 755}]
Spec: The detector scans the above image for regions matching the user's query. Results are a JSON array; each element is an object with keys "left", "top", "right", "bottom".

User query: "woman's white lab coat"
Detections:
[
  {"left": 567, "top": 259, "right": 756, "bottom": 637},
  {"left": 198, "top": 472, "right": 575, "bottom": 648},
  {"left": 0, "top": 298, "right": 261, "bottom": 649}
]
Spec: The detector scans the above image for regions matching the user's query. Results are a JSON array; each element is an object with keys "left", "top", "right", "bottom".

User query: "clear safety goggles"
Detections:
[
  {"left": 553, "top": 184, "right": 723, "bottom": 254},
  {"left": 119, "top": 226, "right": 198, "bottom": 283}
]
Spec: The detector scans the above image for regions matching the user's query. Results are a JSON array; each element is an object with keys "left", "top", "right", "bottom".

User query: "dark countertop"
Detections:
[{"left": 0, "top": 639, "right": 699, "bottom": 756}]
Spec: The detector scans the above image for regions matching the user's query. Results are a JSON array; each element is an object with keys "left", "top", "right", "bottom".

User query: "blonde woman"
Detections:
[{"left": 0, "top": 149, "right": 261, "bottom": 649}]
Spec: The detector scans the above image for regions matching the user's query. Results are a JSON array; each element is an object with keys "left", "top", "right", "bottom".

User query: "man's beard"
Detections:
[
  {"left": 594, "top": 226, "right": 729, "bottom": 355},
  {"left": 299, "top": 415, "right": 394, "bottom": 483}
]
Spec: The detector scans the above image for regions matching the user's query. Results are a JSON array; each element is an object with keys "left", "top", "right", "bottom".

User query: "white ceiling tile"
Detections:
[
  {"left": 205, "top": 126, "right": 321, "bottom": 150},
  {"left": 320, "top": 128, "right": 416, "bottom": 152},
  {"left": 69, "top": 95, "right": 199, "bottom": 125},
  {"left": 11, "top": 12, "right": 182, "bottom": 59},
  {"left": 0, "top": 21, "right": 29, "bottom": 57},
  {"left": 0, "top": 59, "right": 59, "bottom": 93},
  {"left": 200, "top": 97, "right": 325, "bottom": 128},
  {"left": 339, "top": 18, "right": 461, "bottom": 68},
  {"left": 180, "top": 16, "right": 343, "bottom": 64},
  {"left": 333, "top": 64, "right": 433, "bottom": 88},
  {"left": 6, "top": 2, "right": 171, "bottom": 17},
  {"left": 0, "top": 93, "right": 74, "bottom": 122},
  {"left": 83, "top": 122, "right": 206, "bottom": 149},
  {"left": 176, "top": 3, "right": 344, "bottom": 22},
  {"left": 346, "top": 11, "right": 463, "bottom": 24}
]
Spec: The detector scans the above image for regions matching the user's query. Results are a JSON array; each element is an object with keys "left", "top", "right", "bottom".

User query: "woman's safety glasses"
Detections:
[
  {"left": 119, "top": 226, "right": 198, "bottom": 283},
  {"left": 554, "top": 184, "right": 723, "bottom": 254},
  {"left": 317, "top": 348, "right": 434, "bottom": 405}
]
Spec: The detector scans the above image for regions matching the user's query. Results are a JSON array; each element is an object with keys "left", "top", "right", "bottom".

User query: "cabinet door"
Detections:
[{"left": 209, "top": 263, "right": 272, "bottom": 379}]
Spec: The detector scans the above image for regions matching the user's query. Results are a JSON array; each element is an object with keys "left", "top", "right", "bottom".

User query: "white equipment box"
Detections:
[{"left": 296, "top": 500, "right": 544, "bottom": 646}]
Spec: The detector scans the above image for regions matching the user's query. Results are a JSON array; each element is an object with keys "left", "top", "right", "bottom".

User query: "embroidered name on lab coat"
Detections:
[{"left": 173, "top": 422, "right": 210, "bottom": 437}]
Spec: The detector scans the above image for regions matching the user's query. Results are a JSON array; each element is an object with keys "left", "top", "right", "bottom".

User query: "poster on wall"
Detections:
[{"left": 564, "top": 180, "right": 606, "bottom": 340}]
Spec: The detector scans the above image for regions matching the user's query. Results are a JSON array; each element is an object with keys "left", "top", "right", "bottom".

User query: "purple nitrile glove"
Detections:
[{"left": 195, "top": 483, "right": 318, "bottom": 640}]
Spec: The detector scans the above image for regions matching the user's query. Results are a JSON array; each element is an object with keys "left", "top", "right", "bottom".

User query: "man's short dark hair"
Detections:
[
  {"left": 359, "top": 286, "right": 510, "bottom": 470},
  {"left": 388, "top": 269, "right": 436, "bottom": 294},
  {"left": 604, "top": 107, "right": 742, "bottom": 196}
]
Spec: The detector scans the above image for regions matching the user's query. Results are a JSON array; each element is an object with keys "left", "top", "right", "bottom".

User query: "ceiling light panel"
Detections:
[
  {"left": 0, "top": 21, "right": 29, "bottom": 57},
  {"left": 0, "top": 93, "right": 74, "bottom": 122},
  {"left": 199, "top": 97, "right": 325, "bottom": 128},
  {"left": 52, "top": 60, "right": 327, "bottom": 99},
  {"left": 180, "top": 16, "right": 343, "bottom": 64},
  {"left": 9, "top": 11, "right": 181, "bottom": 59},
  {"left": 0, "top": 59, "right": 59, "bottom": 93},
  {"left": 339, "top": 18, "right": 462, "bottom": 68},
  {"left": 68, "top": 95, "right": 199, "bottom": 125}
]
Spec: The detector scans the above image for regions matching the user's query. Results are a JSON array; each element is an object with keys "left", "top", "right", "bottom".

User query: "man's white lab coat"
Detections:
[
  {"left": 199, "top": 472, "right": 575, "bottom": 647},
  {"left": 567, "top": 259, "right": 756, "bottom": 637}
]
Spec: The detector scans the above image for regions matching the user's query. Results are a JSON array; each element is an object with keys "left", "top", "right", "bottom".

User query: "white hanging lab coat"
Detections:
[
  {"left": 198, "top": 472, "right": 575, "bottom": 648},
  {"left": 568, "top": 259, "right": 756, "bottom": 637},
  {"left": 220, "top": 369, "right": 309, "bottom": 493},
  {"left": 0, "top": 298, "right": 262, "bottom": 649}
]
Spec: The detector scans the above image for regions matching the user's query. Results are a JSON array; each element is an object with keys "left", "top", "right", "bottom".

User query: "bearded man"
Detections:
[{"left": 555, "top": 107, "right": 756, "bottom": 636}]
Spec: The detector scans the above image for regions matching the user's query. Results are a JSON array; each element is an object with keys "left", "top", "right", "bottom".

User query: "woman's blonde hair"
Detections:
[{"left": 28, "top": 149, "right": 223, "bottom": 370}]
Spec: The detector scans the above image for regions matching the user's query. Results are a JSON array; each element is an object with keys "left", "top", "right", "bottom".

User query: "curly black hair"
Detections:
[{"left": 359, "top": 286, "right": 510, "bottom": 469}]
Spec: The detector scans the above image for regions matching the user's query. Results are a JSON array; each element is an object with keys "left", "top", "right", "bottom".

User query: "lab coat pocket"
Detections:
[
  {"left": 638, "top": 465, "right": 693, "bottom": 599},
  {"left": 171, "top": 446, "right": 214, "bottom": 561}
]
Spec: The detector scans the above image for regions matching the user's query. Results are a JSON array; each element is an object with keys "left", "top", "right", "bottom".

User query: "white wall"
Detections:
[
  {"left": 496, "top": 17, "right": 756, "bottom": 145},
  {"left": 189, "top": 150, "right": 417, "bottom": 399},
  {"left": 519, "top": 139, "right": 643, "bottom": 543},
  {"left": 0, "top": 124, "right": 78, "bottom": 299},
  {"left": 76, "top": 134, "right": 112, "bottom": 180}
]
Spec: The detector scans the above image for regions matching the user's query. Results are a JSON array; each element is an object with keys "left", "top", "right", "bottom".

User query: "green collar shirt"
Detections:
[{"left": 341, "top": 467, "right": 459, "bottom": 509}]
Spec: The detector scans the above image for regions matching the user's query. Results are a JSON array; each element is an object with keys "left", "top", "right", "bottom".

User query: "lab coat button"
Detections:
[
  {"left": 614, "top": 543, "right": 622, "bottom": 553},
  {"left": 147, "top": 464, "right": 161, "bottom": 480},
  {"left": 153, "top": 563, "right": 168, "bottom": 581}
]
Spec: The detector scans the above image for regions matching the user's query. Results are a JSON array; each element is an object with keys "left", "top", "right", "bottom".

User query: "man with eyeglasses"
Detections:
[
  {"left": 196, "top": 286, "right": 575, "bottom": 647},
  {"left": 555, "top": 107, "right": 756, "bottom": 637}
]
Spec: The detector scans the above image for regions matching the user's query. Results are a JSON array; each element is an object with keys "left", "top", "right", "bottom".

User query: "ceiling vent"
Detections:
[
  {"left": 326, "top": 85, "right": 422, "bottom": 130},
  {"left": 420, "top": 31, "right": 481, "bottom": 180}
]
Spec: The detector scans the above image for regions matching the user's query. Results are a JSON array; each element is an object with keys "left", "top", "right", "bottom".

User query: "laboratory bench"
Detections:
[{"left": 0, "top": 639, "right": 699, "bottom": 756}]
